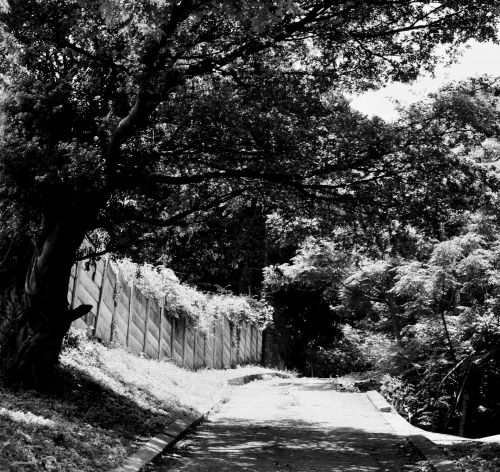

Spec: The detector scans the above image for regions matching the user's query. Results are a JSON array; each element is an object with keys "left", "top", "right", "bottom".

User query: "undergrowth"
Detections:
[{"left": 443, "top": 442, "right": 500, "bottom": 472}]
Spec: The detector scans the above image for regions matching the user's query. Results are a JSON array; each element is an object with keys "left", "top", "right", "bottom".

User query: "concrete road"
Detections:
[{"left": 155, "top": 377, "right": 421, "bottom": 471}]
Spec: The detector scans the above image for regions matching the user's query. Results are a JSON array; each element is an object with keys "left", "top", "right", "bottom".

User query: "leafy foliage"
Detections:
[
  {"left": 444, "top": 442, "right": 500, "bottom": 471},
  {"left": 291, "top": 215, "right": 500, "bottom": 436},
  {"left": 162, "top": 201, "right": 269, "bottom": 295},
  {"left": 1, "top": 1, "right": 500, "bottom": 257},
  {"left": 116, "top": 258, "right": 272, "bottom": 332}
]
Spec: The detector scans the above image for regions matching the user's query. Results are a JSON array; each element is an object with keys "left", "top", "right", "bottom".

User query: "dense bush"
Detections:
[{"left": 379, "top": 375, "right": 426, "bottom": 425}]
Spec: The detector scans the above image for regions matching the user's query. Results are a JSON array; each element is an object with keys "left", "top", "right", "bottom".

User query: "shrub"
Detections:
[
  {"left": 62, "top": 326, "right": 91, "bottom": 352},
  {"left": 114, "top": 258, "right": 272, "bottom": 334},
  {"left": 380, "top": 374, "right": 422, "bottom": 423}
]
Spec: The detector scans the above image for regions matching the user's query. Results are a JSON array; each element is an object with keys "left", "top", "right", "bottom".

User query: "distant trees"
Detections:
[{"left": 1, "top": 0, "right": 500, "bottom": 384}]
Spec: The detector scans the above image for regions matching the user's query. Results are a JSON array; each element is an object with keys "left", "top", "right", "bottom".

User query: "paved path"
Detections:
[{"left": 156, "top": 377, "right": 419, "bottom": 471}]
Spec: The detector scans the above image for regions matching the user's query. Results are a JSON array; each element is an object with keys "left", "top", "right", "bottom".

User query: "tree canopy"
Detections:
[
  {"left": 1, "top": 0, "right": 500, "bottom": 241},
  {"left": 1, "top": 0, "right": 500, "bottom": 383}
]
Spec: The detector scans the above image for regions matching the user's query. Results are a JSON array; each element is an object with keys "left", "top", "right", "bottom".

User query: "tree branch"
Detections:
[
  {"left": 55, "top": 37, "right": 128, "bottom": 72},
  {"left": 75, "top": 249, "right": 109, "bottom": 262},
  {"left": 125, "top": 187, "right": 250, "bottom": 228}
]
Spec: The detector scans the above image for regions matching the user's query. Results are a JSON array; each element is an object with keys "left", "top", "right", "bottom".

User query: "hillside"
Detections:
[{"left": 0, "top": 332, "right": 274, "bottom": 472}]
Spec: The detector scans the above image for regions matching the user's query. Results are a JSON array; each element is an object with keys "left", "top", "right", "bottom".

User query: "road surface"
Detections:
[{"left": 154, "top": 377, "right": 422, "bottom": 471}]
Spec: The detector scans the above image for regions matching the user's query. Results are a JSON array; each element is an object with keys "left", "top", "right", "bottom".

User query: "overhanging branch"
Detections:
[{"left": 124, "top": 186, "right": 250, "bottom": 228}]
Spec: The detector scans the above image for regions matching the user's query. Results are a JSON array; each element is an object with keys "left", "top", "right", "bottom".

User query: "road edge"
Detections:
[{"left": 366, "top": 390, "right": 462, "bottom": 472}]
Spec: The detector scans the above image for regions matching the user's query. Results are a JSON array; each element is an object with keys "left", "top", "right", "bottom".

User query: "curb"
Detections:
[
  {"left": 111, "top": 370, "right": 290, "bottom": 472},
  {"left": 366, "top": 391, "right": 462, "bottom": 472},
  {"left": 110, "top": 414, "right": 205, "bottom": 472}
]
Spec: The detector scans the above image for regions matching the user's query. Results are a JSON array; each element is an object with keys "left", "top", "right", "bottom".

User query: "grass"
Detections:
[
  {"left": 0, "top": 334, "right": 276, "bottom": 472},
  {"left": 442, "top": 442, "right": 500, "bottom": 472}
]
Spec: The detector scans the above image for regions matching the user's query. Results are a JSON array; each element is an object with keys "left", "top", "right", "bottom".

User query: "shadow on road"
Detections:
[
  {"left": 155, "top": 417, "right": 422, "bottom": 471},
  {"left": 271, "top": 379, "right": 352, "bottom": 392}
]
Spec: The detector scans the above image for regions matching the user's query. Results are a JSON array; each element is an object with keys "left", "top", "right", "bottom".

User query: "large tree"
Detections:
[{"left": 1, "top": 0, "right": 500, "bottom": 384}]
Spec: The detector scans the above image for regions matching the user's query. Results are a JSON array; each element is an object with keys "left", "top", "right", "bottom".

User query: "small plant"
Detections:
[{"left": 61, "top": 326, "right": 91, "bottom": 352}]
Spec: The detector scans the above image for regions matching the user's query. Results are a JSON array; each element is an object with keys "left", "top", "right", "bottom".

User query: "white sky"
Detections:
[{"left": 350, "top": 41, "right": 500, "bottom": 121}]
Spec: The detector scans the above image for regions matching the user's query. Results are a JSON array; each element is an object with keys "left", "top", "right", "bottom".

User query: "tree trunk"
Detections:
[
  {"left": 385, "top": 292, "right": 402, "bottom": 346},
  {"left": 458, "top": 391, "right": 470, "bottom": 437},
  {"left": 3, "top": 213, "right": 91, "bottom": 386},
  {"left": 440, "top": 309, "right": 457, "bottom": 363}
]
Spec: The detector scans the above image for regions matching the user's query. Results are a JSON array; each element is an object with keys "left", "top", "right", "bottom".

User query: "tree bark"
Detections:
[
  {"left": 3, "top": 213, "right": 91, "bottom": 385},
  {"left": 439, "top": 309, "right": 457, "bottom": 363},
  {"left": 385, "top": 292, "right": 402, "bottom": 346},
  {"left": 458, "top": 391, "right": 470, "bottom": 437}
]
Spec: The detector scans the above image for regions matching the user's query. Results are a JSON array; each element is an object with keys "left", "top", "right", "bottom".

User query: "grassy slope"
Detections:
[{"left": 0, "top": 339, "right": 272, "bottom": 472}]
